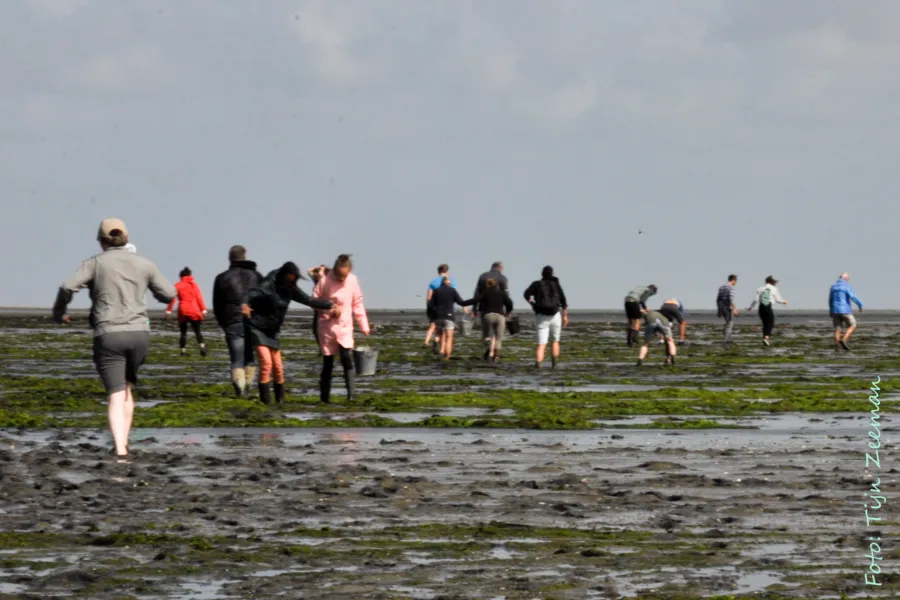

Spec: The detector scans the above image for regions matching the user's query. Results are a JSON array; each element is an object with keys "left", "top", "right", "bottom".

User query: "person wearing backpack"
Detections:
[
  {"left": 747, "top": 275, "right": 788, "bottom": 346},
  {"left": 524, "top": 266, "right": 569, "bottom": 368}
]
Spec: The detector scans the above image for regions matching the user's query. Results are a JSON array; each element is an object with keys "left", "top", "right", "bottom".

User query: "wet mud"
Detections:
[{"left": 0, "top": 314, "right": 896, "bottom": 598}]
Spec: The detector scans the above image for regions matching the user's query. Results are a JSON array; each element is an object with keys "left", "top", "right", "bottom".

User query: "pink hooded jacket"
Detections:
[{"left": 313, "top": 272, "right": 369, "bottom": 355}]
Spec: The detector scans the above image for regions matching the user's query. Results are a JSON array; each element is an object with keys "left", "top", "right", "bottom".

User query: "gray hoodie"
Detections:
[{"left": 52, "top": 246, "right": 177, "bottom": 336}]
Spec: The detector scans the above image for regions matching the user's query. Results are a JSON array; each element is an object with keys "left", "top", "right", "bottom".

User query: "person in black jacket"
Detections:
[
  {"left": 242, "top": 261, "right": 336, "bottom": 404},
  {"left": 469, "top": 278, "right": 513, "bottom": 363},
  {"left": 524, "top": 266, "right": 568, "bottom": 368},
  {"left": 212, "top": 245, "right": 264, "bottom": 397},
  {"left": 427, "top": 276, "right": 472, "bottom": 359}
]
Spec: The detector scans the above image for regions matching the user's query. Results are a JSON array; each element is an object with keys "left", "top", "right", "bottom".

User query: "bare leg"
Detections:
[
  {"left": 638, "top": 344, "right": 650, "bottom": 361},
  {"left": 124, "top": 384, "right": 135, "bottom": 451},
  {"left": 107, "top": 390, "right": 129, "bottom": 456},
  {"left": 844, "top": 325, "right": 856, "bottom": 343},
  {"left": 424, "top": 323, "right": 436, "bottom": 345},
  {"left": 667, "top": 337, "right": 677, "bottom": 356},
  {"left": 551, "top": 341, "right": 560, "bottom": 360},
  {"left": 536, "top": 343, "right": 547, "bottom": 364},
  {"left": 439, "top": 328, "right": 448, "bottom": 356},
  {"left": 445, "top": 330, "right": 455, "bottom": 357},
  {"left": 679, "top": 321, "right": 687, "bottom": 342}
]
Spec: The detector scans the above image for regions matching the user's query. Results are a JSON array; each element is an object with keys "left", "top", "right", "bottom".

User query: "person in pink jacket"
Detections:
[{"left": 313, "top": 254, "right": 370, "bottom": 403}]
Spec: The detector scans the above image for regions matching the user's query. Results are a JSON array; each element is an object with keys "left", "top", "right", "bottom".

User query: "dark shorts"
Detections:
[
  {"left": 93, "top": 331, "right": 150, "bottom": 394},
  {"left": 660, "top": 305, "right": 683, "bottom": 324},
  {"left": 624, "top": 300, "right": 642, "bottom": 320},
  {"left": 427, "top": 307, "right": 438, "bottom": 323}
]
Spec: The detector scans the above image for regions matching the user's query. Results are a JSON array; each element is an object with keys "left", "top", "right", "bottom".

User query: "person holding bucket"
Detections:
[
  {"left": 313, "top": 254, "right": 371, "bottom": 403},
  {"left": 428, "top": 276, "right": 473, "bottom": 360},
  {"left": 468, "top": 278, "right": 512, "bottom": 363},
  {"left": 242, "top": 262, "right": 337, "bottom": 404}
]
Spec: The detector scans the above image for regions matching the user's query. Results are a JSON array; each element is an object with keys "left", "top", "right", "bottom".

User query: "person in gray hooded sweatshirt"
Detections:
[{"left": 52, "top": 218, "right": 176, "bottom": 462}]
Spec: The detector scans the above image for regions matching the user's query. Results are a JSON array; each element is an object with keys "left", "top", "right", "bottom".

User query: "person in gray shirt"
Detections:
[{"left": 52, "top": 218, "right": 176, "bottom": 462}]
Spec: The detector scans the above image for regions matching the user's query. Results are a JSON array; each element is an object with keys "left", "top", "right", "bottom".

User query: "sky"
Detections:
[{"left": 2, "top": 0, "right": 898, "bottom": 310}]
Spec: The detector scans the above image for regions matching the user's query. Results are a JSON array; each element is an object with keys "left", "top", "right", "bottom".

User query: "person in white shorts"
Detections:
[{"left": 523, "top": 266, "right": 568, "bottom": 368}]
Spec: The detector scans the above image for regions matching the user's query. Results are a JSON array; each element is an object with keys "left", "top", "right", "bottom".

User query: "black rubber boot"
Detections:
[
  {"left": 258, "top": 382, "right": 272, "bottom": 405},
  {"left": 320, "top": 375, "right": 332, "bottom": 404},
  {"left": 343, "top": 368, "right": 355, "bottom": 403},
  {"left": 626, "top": 327, "right": 633, "bottom": 346},
  {"left": 273, "top": 383, "right": 285, "bottom": 404}
]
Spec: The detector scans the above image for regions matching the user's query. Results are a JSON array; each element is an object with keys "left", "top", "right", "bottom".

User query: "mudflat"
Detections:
[{"left": 0, "top": 313, "right": 896, "bottom": 598}]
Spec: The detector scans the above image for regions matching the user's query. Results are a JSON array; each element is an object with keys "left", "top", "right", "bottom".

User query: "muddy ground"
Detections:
[{"left": 0, "top": 312, "right": 896, "bottom": 599}]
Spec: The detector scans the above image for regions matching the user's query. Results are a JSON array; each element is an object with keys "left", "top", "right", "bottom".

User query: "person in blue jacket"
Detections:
[{"left": 829, "top": 272, "right": 863, "bottom": 351}]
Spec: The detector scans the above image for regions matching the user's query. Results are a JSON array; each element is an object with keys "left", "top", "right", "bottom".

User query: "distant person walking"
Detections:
[
  {"left": 523, "top": 266, "right": 568, "bottom": 368},
  {"left": 624, "top": 284, "right": 658, "bottom": 345},
  {"left": 307, "top": 264, "right": 329, "bottom": 346},
  {"left": 52, "top": 218, "right": 176, "bottom": 462},
  {"left": 428, "top": 276, "right": 472, "bottom": 359},
  {"left": 470, "top": 278, "right": 513, "bottom": 362},
  {"left": 213, "top": 245, "right": 264, "bottom": 397},
  {"left": 473, "top": 261, "right": 509, "bottom": 313},
  {"left": 314, "top": 254, "right": 370, "bottom": 403},
  {"left": 425, "top": 264, "right": 456, "bottom": 352},
  {"left": 636, "top": 308, "right": 677, "bottom": 367},
  {"left": 659, "top": 298, "right": 686, "bottom": 345},
  {"left": 747, "top": 276, "right": 788, "bottom": 346},
  {"left": 829, "top": 272, "right": 863, "bottom": 351},
  {"left": 716, "top": 275, "right": 739, "bottom": 344},
  {"left": 166, "top": 267, "right": 208, "bottom": 356},
  {"left": 243, "top": 262, "right": 335, "bottom": 404}
]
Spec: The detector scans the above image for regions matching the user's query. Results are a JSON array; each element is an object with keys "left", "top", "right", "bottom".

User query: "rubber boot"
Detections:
[
  {"left": 231, "top": 368, "right": 246, "bottom": 397},
  {"left": 273, "top": 382, "right": 285, "bottom": 404},
  {"left": 244, "top": 366, "right": 256, "bottom": 397},
  {"left": 626, "top": 327, "right": 633, "bottom": 346},
  {"left": 320, "top": 374, "right": 332, "bottom": 404},
  {"left": 343, "top": 368, "right": 355, "bottom": 403},
  {"left": 258, "top": 382, "right": 272, "bottom": 405},
  {"left": 200, "top": 344, "right": 207, "bottom": 357}
]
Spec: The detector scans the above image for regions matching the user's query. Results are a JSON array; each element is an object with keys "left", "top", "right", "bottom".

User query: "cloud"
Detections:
[
  {"left": 288, "top": 1, "right": 378, "bottom": 86},
  {"left": 63, "top": 43, "right": 177, "bottom": 94},
  {"left": 24, "top": 0, "right": 92, "bottom": 19}
]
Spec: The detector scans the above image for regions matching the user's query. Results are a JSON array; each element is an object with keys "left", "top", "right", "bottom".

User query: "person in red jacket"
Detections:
[{"left": 166, "top": 267, "right": 208, "bottom": 356}]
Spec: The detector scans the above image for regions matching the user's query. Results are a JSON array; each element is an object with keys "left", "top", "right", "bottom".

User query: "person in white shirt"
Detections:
[{"left": 747, "top": 275, "right": 788, "bottom": 346}]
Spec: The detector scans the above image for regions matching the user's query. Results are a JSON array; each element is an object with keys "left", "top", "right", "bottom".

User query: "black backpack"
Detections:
[{"left": 535, "top": 280, "right": 560, "bottom": 315}]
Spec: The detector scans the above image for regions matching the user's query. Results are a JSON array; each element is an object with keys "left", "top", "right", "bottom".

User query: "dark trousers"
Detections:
[
  {"left": 320, "top": 347, "right": 355, "bottom": 402},
  {"left": 759, "top": 304, "right": 775, "bottom": 337},
  {"left": 179, "top": 319, "right": 204, "bottom": 348},
  {"left": 224, "top": 320, "right": 255, "bottom": 369}
]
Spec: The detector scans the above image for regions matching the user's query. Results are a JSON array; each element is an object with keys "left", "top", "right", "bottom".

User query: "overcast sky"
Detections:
[{"left": 2, "top": 0, "right": 897, "bottom": 310}]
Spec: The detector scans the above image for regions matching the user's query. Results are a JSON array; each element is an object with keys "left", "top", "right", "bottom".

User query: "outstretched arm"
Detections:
[
  {"left": 52, "top": 258, "right": 96, "bottom": 323},
  {"left": 148, "top": 263, "right": 177, "bottom": 305},
  {"left": 289, "top": 283, "right": 333, "bottom": 311}
]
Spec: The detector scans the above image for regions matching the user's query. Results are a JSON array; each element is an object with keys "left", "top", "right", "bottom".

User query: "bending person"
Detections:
[
  {"left": 166, "top": 267, "right": 208, "bottom": 356},
  {"left": 52, "top": 218, "right": 176, "bottom": 462},
  {"left": 314, "top": 254, "right": 370, "bottom": 403},
  {"left": 243, "top": 262, "right": 336, "bottom": 404},
  {"left": 636, "top": 309, "right": 677, "bottom": 367}
]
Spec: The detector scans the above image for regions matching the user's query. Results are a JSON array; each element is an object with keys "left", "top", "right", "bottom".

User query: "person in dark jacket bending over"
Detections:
[
  {"left": 213, "top": 245, "right": 264, "bottom": 397},
  {"left": 53, "top": 218, "right": 177, "bottom": 462},
  {"left": 624, "top": 284, "right": 657, "bottom": 346},
  {"left": 428, "top": 276, "right": 472, "bottom": 359},
  {"left": 242, "top": 261, "right": 337, "bottom": 404},
  {"left": 659, "top": 298, "right": 687, "bottom": 345},
  {"left": 524, "top": 266, "right": 568, "bottom": 368}
]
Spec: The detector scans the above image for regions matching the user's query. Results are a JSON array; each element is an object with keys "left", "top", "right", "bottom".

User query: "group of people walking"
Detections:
[
  {"left": 50, "top": 218, "right": 867, "bottom": 462},
  {"left": 422, "top": 261, "right": 569, "bottom": 367},
  {"left": 52, "top": 218, "right": 370, "bottom": 462}
]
